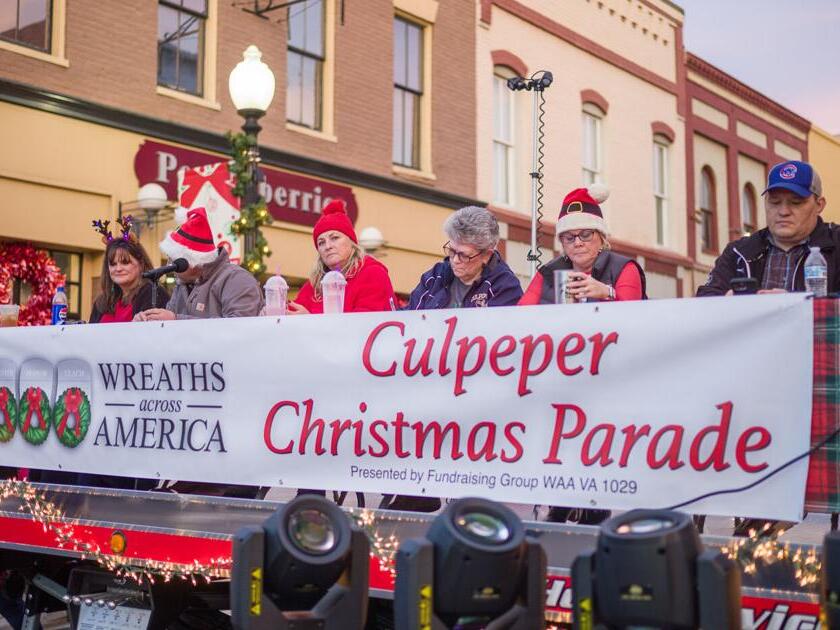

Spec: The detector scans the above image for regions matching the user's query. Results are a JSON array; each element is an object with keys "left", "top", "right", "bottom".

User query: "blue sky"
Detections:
[{"left": 680, "top": 0, "right": 840, "bottom": 134}]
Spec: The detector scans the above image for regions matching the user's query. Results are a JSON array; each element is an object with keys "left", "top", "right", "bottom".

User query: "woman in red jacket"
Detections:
[{"left": 288, "top": 200, "right": 396, "bottom": 314}]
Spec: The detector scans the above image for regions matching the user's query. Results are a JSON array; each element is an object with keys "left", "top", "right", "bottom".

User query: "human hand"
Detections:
[
  {"left": 566, "top": 274, "right": 611, "bottom": 301},
  {"left": 286, "top": 301, "right": 310, "bottom": 315},
  {"left": 138, "top": 308, "right": 176, "bottom": 321},
  {"left": 757, "top": 288, "right": 786, "bottom": 295}
]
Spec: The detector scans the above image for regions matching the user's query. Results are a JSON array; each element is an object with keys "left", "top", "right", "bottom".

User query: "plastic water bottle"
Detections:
[
  {"left": 51, "top": 286, "right": 68, "bottom": 325},
  {"left": 264, "top": 272, "right": 289, "bottom": 316},
  {"left": 321, "top": 270, "right": 347, "bottom": 314},
  {"left": 804, "top": 246, "right": 828, "bottom": 297}
]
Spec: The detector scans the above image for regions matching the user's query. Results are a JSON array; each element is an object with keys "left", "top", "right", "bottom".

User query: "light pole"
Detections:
[{"left": 228, "top": 45, "right": 276, "bottom": 257}]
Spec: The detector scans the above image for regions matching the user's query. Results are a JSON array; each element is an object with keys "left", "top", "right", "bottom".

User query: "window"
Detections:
[
  {"left": 10, "top": 249, "right": 82, "bottom": 321},
  {"left": 493, "top": 70, "right": 515, "bottom": 206},
  {"left": 157, "top": 0, "right": 207, "bottom": 96},
  {"left": 393, "top": 17, "right": 423, "bottom": 168},
  {"left": 287, "top": 0, "right": 324, "bottom": 130},
  {"left": 653, "top": 137, "right": 669, "bottom": 246},
  {"left": 699, "top": 167, "right": 717, "bottom": 253},
  {"left": 582, "top": 104, "right": 604, "bottom": 185},
  {"left": 742, "top": 183, "right": 757, "bottom": 235},
  {"left": 0, "top": 0, "right": 50, "bottom": 51}
]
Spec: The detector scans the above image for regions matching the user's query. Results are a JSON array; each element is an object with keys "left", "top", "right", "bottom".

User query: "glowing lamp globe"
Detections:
[{"left": 228, "top": 45, "right": 276, "bottom": 115}]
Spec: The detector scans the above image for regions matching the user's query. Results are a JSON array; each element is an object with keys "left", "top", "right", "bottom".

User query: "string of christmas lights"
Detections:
[{"left": 721, "top": 522, "right": 821, "bottom": 587}]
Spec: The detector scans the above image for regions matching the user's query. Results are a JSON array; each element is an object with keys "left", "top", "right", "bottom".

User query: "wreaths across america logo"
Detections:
[{"left": 0, "top": 386, "right": 91, "bottom": 448}]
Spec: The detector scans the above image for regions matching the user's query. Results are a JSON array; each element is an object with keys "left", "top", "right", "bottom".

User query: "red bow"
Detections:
[
  {"left": 0, "top": 388, "right": 12, "bottom": 432},
  {"left": 57, "top": 388, "right": 83, "bottom": 439},
  {"left": 22, "top": 388, "right": 45, "bottom": 432},
  {"left": 179, "top": 163, "right": 240, "bottom": 211}
]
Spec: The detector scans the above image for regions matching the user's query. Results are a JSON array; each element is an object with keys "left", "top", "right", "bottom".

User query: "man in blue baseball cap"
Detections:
[{"left": 697, "top": 160, "right": 833, "bottom": 296}]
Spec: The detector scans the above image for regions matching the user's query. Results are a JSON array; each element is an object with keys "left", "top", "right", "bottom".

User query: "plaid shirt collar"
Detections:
[{"left": 761, "top": 235, "right": 810, "bottom": 291}]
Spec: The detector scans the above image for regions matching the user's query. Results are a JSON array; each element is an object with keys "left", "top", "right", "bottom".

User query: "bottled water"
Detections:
[
  {"left": 804, "top": 246, "right": 828, "bottom": 297},
  {"left": 51, "top": 286, "right": 68, "bottom": 325}
]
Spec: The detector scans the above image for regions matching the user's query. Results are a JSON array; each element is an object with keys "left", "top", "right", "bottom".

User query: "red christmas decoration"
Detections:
[{"left": 0, "top": 242, "right": 65, "bottom": 326}]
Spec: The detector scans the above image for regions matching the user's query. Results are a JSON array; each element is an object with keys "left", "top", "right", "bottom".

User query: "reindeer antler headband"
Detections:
[{"left": 92, "top": 216, "right": 136, "bottom": 244}]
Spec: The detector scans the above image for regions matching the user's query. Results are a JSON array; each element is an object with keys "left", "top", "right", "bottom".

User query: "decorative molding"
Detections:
[
  {"left": 580, "top": 89, "right": 609, "bottom": 115},
  {"left": 651, "top": 121, "right": 676, "bottom": 143},
  {"left": 487, "top": 0, "right": 678, "bottom": 96},
  {"left": 0, "top": 78, "right": 481, "bottom": 211},
  {"left": 491, "top": 50, "right": 528, "bottom": 78},
  {"left": 686, "top": 53, "right": 810, "bottom": 133}
]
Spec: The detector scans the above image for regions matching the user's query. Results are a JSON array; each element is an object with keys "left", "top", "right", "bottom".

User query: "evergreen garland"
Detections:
[{"left": 226, "top": 131, "right": 273, "bottom": 276}]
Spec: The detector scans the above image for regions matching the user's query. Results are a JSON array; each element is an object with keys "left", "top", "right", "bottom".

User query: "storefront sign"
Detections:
[
  {"left": 133, "top": 140, "right": 358, "bottom": 227},
  {"left": 0, "top": 295, "right": 813, "bottom": 520}
]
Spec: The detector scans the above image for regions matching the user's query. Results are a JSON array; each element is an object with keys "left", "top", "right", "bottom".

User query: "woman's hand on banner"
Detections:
[{"left": 134, "top": 308, "right": 176, "bottom": 322}]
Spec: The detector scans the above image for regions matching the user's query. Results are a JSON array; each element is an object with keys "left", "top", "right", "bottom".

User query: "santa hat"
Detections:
[
  {"left": 312, "top": 199, "right": 357, "bottom": 246},
  {"left": 555, "top": 184, "right": 610, "bottom": 238},
  {"left": 159, "top": 207, "right": 218, "bottom": 267}
]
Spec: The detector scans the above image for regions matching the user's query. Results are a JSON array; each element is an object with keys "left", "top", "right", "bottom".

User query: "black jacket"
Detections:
[
  {"left": 696, "top": 218, "right": 840, "bottom": 296},
  {"left": 89, "top": 280, "right": 169, "bottom": 323}
]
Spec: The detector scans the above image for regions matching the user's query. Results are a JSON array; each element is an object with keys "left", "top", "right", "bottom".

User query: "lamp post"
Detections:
[{"left": 228, "top": 45, "right": 276, "bottom": 258}]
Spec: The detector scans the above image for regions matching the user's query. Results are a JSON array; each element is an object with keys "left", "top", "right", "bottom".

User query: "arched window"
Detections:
[
  {"left": 653, "top": 134, "right": 670, "bottom": 246},
  {"left": 741, "top": 183, "right": 757, "bottom": 235},
  {"left": 699, "top": 167, "right": 717, "bottom": 253},
  {"left": 492, "top": 66, "right": 516, "bottom": 205},
  {"left": 581, "top": 102, "right": 605, "bottom": 185}
]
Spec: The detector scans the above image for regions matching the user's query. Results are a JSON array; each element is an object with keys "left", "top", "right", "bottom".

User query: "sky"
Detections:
[{"left": 679, "top": 0, "right": 840, "bottom": 134}]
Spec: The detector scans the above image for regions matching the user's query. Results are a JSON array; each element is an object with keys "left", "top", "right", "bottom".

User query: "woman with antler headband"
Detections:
[{"left": 89, "top": 216, "right": 170, "bottom": 324}]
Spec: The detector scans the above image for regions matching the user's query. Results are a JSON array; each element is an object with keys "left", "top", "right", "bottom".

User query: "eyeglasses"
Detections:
[
  {"left": 443, "top": 242, "right": 485, "bottom": 263},
  {"left": 559, "top": 229, "right": 596, "bottom": 245}
]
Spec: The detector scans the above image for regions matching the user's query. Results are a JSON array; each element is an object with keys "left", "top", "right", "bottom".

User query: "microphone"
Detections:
[{"left": 142, "top": 258, "right": 188, "bottom": 280}]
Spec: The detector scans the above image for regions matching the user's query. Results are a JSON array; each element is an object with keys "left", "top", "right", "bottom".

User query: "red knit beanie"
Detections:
[{"left": 312, "top": 199, "right": 357, "bottom": 246}]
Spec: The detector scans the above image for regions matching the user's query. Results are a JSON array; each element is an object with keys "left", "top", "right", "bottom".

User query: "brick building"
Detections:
[{"left": 0, "top": 0, "right": 836, "bottom": 317}]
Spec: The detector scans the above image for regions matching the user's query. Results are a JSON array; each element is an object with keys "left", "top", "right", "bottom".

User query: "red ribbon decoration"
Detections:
[
  {"left": 56, "top": 388, "right": 83, "bottom": 439},
  {"left": 21, "top": 388, "right": 44, "bottom": 432},
  {"left": 179, "top": 163, "right": 240, "bottom": 211},
  {"left": 0, "top": 388, "right": 12, "bottom": 432}
]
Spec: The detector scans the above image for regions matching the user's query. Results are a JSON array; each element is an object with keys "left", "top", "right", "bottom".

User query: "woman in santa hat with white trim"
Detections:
[{"left": 518, "top": 184, "right": 647, "bottom": 305}]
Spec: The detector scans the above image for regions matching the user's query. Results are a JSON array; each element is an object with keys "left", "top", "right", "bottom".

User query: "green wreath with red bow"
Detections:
[
  {"left": 54, "top": 387, "right": 90, "bottom": 448},
  {"left": 17, "top": 387, "right": 51, "bottom": 445},
  {"left": 0, "top": 386, "right": 17, "bottom": 443}
]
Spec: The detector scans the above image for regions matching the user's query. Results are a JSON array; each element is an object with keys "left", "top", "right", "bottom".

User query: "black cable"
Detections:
[
  {"left": 526, "top": 71, "right": 551, "bottom": 269},
  {"left": 665, "top": 428, "right": 840, "bottom": 511}
]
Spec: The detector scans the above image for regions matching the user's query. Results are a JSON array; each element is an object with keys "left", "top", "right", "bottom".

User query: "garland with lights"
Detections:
[
  {"left": 227, "top": 131, "right": 273, "bottom": 276},
  {"left": 0, "top": 242, "right": 65, "bottom": 325},
  {"left": 0, "top": 479, "right": 231, "bottom": 584},
  {"left": 721, "top": 522, "right": 821, "bottom": 587}
]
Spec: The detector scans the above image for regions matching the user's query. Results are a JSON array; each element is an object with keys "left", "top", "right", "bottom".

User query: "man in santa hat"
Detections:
[{"left": 135, "top": 207, "right": 263, "bottom": 321}]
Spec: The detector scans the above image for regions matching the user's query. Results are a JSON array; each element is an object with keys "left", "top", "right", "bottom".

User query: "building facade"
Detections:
[
  {"left": 0, "top": 0, "right": 836, "bottom": 319},
  {"left": 0, "top": 0, "right": 477, "bottom": 319}
]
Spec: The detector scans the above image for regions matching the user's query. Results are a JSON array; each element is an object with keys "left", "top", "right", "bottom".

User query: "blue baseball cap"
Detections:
[{"left": 763, "top": 161, "right": 823, "bottom": 198}]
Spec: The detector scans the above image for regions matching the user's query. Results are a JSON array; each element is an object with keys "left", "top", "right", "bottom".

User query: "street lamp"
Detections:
[{"left": 228, "top": 45, "right": 276, "bottom": 255}]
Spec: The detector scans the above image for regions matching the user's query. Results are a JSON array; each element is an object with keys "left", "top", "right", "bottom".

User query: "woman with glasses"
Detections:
[
  {"left": 405, "top": 205, "right": 523, "bottom": 311},
  {"left": 519, "top": 185, "right": 646, "bottom": 306},
  {"left": 385, "top": 206, "right": 522, "bottom": 514}
]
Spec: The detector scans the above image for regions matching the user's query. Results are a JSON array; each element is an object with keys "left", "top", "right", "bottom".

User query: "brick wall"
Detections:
[{"left": 0, "top": 0, "right": 476, "bottom": 199}]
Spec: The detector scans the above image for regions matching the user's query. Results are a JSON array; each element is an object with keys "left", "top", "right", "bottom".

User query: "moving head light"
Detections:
[{"left": 231, "top": 495, "right": 369, "bottom": 629}]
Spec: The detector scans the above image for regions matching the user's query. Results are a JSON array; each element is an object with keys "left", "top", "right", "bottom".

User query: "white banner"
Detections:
[{"left": 0, "top": 294, "right": 813, "bottom": 520}]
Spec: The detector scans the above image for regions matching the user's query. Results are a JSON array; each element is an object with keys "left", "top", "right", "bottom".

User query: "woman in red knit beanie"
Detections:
[{"left": 288, "top": 199, "right": 396, "bottom": 314}]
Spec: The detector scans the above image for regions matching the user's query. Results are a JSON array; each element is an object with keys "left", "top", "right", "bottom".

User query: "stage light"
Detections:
[
  {"left": 395, "top": 497, "right": 546, "bottom": 629},
  {"left": 572, "top": 509, "right": 740, "bottom": 630},
  {"left": 230, "top": 495, "right": 369, "bottom": 629},
  {"left": 506, "top": 76, "right": 528, "bottom": 91},
  {"left": 823, "top": 531, "right": 840, "bottom": 629}
]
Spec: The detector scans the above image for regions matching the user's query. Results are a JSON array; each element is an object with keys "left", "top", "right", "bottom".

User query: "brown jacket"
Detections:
[{"left": 166, "top": 250, "right": 263, "bottom": 319}]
